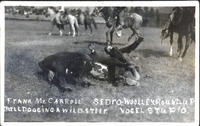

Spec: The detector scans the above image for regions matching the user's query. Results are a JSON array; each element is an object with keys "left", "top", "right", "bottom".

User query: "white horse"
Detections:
[
  {"left": 47, "top": 7, "right": 79, "bottom": 37},
  {"left": 47, "top": 7, "right": 64, "bottom": 36}
]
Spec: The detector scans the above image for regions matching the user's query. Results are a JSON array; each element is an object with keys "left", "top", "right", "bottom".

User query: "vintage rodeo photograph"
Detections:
[{"left": 1, "top": 1, "right": 199, "bottom": 125}]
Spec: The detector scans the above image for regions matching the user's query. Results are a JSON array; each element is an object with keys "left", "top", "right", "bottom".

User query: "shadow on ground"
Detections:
[{"left": 137, "top": 49, "right": 169, "bottom": 58}]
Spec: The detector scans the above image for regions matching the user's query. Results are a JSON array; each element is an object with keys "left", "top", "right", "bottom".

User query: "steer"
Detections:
[{"left": 38, "top": 51, "right": 93, "bottom": 92}]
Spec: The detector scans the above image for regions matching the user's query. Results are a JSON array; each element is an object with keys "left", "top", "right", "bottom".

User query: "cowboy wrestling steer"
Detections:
[
  {"left": 104, "top": 45, "right": 141, "bottom": 86},
  {"left": 88, "top": 43, "right": 141, "bottom": 86},
  {"left": 38, "top": 51, "right": 93, "bottom": 92}
]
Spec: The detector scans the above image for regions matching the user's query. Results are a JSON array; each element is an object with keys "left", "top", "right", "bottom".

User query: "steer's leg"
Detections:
[
  {"left": 68, "top": 24, "right": 72, "bottom": 36},
  {"left": 53, "top": 71, "right": 72, "bottom": 92}
]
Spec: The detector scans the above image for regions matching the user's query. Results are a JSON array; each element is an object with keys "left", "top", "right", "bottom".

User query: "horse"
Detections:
[
  {"left": 98, "top": 7, "right": 143, "bottom": 45},
  {"left": 47, "top": 7, "right": 79, "bottom": 37},
  {"left": 161, "top": 7, "right": 195, "bottom": 61},
  {"left": 77, "top": 8, "right": 97, "bottom": 34},
  {"left": 65, "top": 9, "right": 79, "bottom": 37},
  {"left": 47, "top": 7, "right": 65, "bottom": 36}
]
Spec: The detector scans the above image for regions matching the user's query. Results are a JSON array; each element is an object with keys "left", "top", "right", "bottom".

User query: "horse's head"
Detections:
[{"left": 169, "top": 7, "right": 184, "bottom": 25}]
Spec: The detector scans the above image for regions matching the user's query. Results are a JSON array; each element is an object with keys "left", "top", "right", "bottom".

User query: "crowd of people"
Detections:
[{"left": 5, "top": 6, "right": 162, "bottom": 27}]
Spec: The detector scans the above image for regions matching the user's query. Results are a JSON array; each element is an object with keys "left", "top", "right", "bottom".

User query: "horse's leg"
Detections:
[
  {"left": 59, "top": 24, "right": 63, "bottom": 36},
  {"left": 84, "top": 20, "right": 88, "bottom": 30},
  {"left": 106, "top": 28, "right": 111, "bottom": 45},
  {"left": 128, "top": 27, "right": 136, "bottom": 41},
  {"left": 106, "top": 31, "right": 110, "bottom": 44},
  {"left": 92, "top": 17, "right": 97, "bottom": 29},
  {"left": 110, "top": 28, "right": 115, "bottom": 45},
  {"left": 74, "top": 20, "right": 79, "bottom": 36},
  {"left": 71, "top": 24, "right": 76, "bottom": 37},
  {"left": 49, "top": 21, "right": 55, "bottom": 36},
  {"left": 169, "top": 32, "right": 173, "bottom": 56},
  {"left": 181, "top": 35, "right": 190, "bottom": 59},
  {"left": 68, "top": 22, "right": 73, "bottom": 36},
  {"left": 74, "top": 19, "right": 79, "bottom": 36},
  {"left": 177, "top": 34, "right": 183, "bottom": 61},
  {"left": 59, "top": 29, "right": 63, "bottom": 36},
  {"left": 89, "top": 23, "right": 93, "bottom": 34}
]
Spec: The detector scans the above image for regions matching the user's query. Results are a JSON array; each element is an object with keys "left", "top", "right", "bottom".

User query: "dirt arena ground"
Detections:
[{"left": 4, "top": 20, "right": 195, "bottom": 122}]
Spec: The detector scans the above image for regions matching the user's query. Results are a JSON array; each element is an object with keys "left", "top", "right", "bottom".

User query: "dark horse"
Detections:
[
  {"left": 77, "top": 8, "right": 97, "bottom": 34},
  {"left": 161, "top": 7, "right": 195, "bottom": 61},
  {"left": 99, "top": 7, "right": 143, "bottom": 45}
]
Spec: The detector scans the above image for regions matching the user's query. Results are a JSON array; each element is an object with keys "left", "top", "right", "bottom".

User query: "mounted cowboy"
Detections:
[
  {"left": 48, "top": 7, "right": 79, "bottom": 37},
  {"left": 48, "top": 7, "right": 66, "bottom": 36},
  {"left": 99, "top": 7, "right": 144, "bottom": 52},
  {"left": 161, "top": 7, "right": 195, "bottom": 61}
]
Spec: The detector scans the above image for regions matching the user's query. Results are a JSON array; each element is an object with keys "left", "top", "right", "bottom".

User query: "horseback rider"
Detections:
[
  {"left": 48, "top": 8, "right": 65, "bottom": 36},
  {"left": 113, "top": 7, "right": 126, "bottom": 29}
]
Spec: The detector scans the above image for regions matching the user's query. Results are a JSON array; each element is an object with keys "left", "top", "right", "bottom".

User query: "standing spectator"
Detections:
[
  {"left": 149, "top": 8, "right": 155, "bottom": 18},
  {"left": 156, "top": 9, "right": 160, "bottom": 27},
  {"left": 143, "top": 7, "right": 149, "bottom": 26}
]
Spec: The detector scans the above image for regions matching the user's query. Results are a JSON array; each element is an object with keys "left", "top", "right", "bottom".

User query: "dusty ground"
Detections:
[{"left": 4, "top": 20, "right": 195, "bottom": 122}]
